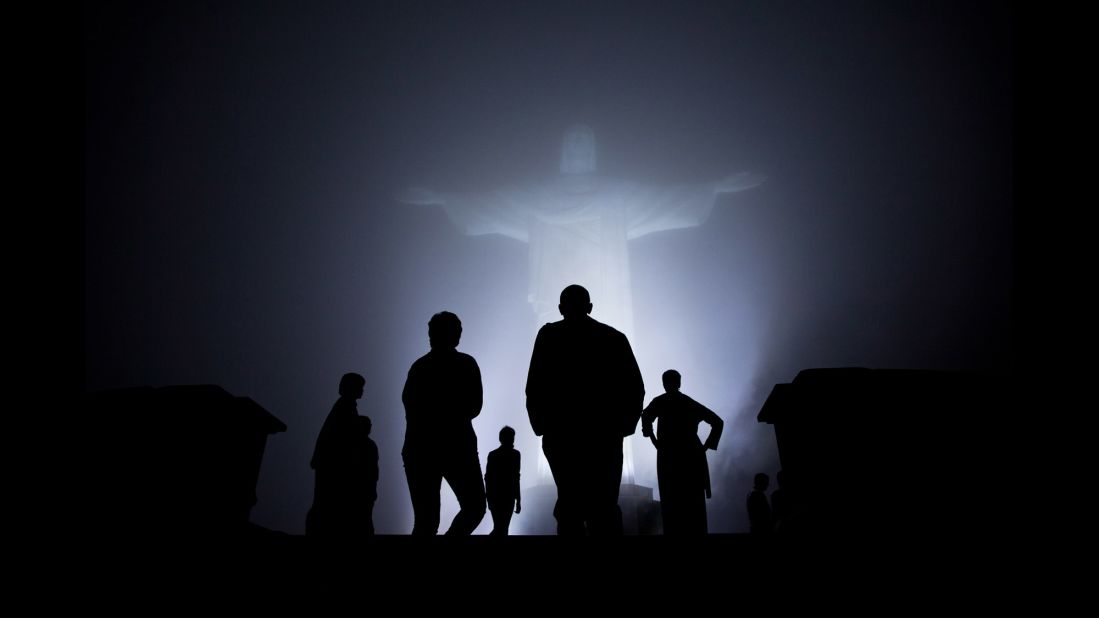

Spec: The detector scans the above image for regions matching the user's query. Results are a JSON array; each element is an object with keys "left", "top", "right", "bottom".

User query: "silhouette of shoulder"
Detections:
[
  {"left": 648, "top": 392, "right": 672, "bottom": 406},
  {"left": 536, "top": 316, "right": 631, "bottom": 347},
  {"left": 404, "top": 350, "right": 481, "bottom": 402},
  {"left": 409, "top": 349, "right": 479, "bottom": 371}
]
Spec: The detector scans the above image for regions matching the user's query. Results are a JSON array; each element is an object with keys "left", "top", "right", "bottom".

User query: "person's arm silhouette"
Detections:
[
  {"left": 641, "top": 398, "right": 660, "bottom": 449},
  {"left": 514, "top": 451, "right": 522, "bottom": 514},
  {"left": 698, "top": 402, "right": 723, "bottom": 451}
]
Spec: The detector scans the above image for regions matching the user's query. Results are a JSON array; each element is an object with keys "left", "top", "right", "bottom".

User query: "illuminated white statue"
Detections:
[{"left": 399, "top": 125, "right": 765, "bottom": 482}]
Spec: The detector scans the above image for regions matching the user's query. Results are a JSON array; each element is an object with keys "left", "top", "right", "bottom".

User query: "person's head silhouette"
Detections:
[
  {"left": 428, "top": 311, "right": 462, "bottom": 349},
  {"left": 558, "top": 284, "right": 592, "bottom": 320},
  {"left": 662, "top": 369, "right": 681, "bottom": 393},
  {"left": 499, "top": 425, "right": 515, "bottom": 448},
  {"left": 753, "top": 472, "right": 770, "bottom": 492},
  {"left": 339, "top": 373, "right": 365, "bottom": 399}
]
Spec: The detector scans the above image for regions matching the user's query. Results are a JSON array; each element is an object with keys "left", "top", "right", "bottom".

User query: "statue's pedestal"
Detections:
[
  {"left": 517, "top": 482, "right": 662, "bottom": 535},
  {"left": 620, "top": 483, "right": 662, "bottom": 535}
]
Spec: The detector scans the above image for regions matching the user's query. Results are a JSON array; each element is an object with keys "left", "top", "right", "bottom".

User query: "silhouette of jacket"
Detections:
[
  {"left": 526, "top": 315, "right": 644, "bottom": 440},
  {"left": 486, "top": 446, "right": 521, "bottom": 507},
  {"left": 526, "top": 314, "right": 644, "bottom": 535},
  {"left": 402, "top": 348, "right": 482, "bottom": 457},
  {"left": 485, "top": 444, "right": 521, "bottom": 535}
]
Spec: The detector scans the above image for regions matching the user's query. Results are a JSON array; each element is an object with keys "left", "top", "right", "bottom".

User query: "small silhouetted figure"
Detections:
[
  {"left": 306, "top": 373, "right": 376, "bottom": 538},
  {"left": 747, "top": 472, "right": 772, "bottom": 535},
  {"left": 485, "top": 426, "right": 522, "bottom": 536},
  {"left": 526, "top": 284, "right": 645, "bottom": 535},
  {"left": 402, "top": 311, "right": 487, "bottom": 535},
  {"left": 641, "top": 369, "right": 724, "bottom": 535},
  {"left": 357, "top": 415, "right": 379, "bottom": 534}
]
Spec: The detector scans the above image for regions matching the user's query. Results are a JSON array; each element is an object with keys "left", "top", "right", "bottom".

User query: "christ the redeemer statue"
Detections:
[{"left": 399, "top": 125, "right": 765, "bottom": 482}]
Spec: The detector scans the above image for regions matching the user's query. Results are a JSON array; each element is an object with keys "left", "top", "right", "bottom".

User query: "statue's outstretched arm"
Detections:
[
  {"left": 713, "top": 171, "right": 767, "bottom": 194},
  {"left": 625, "top": 171, "right": 766, "bottom": 240},
  {"left": 395, "top": 186, "right": 528, "bottom": 241}
]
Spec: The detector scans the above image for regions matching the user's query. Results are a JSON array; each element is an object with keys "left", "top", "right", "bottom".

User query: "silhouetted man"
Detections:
[
  {"left": 526, "top": 284, "right": 645, "bottom": 535},
  {"left": 641, "top": 369, "right": 723, "bottom": 535},
  {"left": 485, "top": 426, "right": 522, "bottom": 536},
  {"left": 402, "top": 311, "right": 487, "bottom": 535},
  {"left": 747, "top": 472, "right": 772, "bottom": 535},
  {"left": 306, "top": 372, "right": 375, "bottom": 538}
]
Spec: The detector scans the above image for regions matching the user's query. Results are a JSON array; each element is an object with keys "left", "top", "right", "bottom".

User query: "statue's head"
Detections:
[{"left": 560, "top": 125, "right": 596, "bottom": 174}]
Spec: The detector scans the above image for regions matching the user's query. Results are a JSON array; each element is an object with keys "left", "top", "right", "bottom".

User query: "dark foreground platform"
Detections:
[{"left": 69, "top": 528, "right": 1003, "bottom": 608}]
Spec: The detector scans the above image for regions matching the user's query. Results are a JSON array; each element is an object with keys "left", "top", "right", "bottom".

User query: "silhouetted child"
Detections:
[
  {"left": 357, "top": 415, "right": 379, "bottom": 535},
  {"left": 747, "top": 472, "right": 772, "bottom": 535},
  {"left": 485, "top": 426, "right": 521, "bottom": 535}
]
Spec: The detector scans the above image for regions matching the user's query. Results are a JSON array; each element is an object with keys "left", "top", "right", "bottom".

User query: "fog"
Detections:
[{"left": 84, "top": 1, "right": 1013, "bottom": 534}]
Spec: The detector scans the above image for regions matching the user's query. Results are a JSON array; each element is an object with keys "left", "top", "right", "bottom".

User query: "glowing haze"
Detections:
[
  {"left": 83, "top": 1, "right": 1013, "bottom": 535},
  {"left": 398, "top": 124, "right": 766, "bottom": 502}
]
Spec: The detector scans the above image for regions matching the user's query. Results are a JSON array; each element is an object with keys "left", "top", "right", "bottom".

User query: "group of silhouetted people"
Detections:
[
  {"left": 747, "top": 469, "right": 797, "bottom": 534},
  {"left": 307, "top": 283, "right": 730, "bottom": 538},
  {"left": 305, "top": 372, "right": 378, "bottom": 538}
]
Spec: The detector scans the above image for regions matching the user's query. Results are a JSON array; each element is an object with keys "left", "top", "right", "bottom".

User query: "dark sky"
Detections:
[{"left": 83, "top": 0, "right": 1013, "bottom": 534}]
